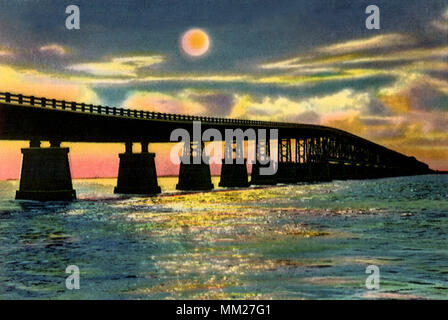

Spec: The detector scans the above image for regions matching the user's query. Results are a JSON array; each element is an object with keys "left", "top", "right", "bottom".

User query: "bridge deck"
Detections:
[{"left": 0, "top": 92, "right": 396, "bottom": 151}]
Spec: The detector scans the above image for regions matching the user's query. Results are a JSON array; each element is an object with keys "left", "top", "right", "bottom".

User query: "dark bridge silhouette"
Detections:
[{"left": 0, "top": 91, "right": 432, "bottom": 200}]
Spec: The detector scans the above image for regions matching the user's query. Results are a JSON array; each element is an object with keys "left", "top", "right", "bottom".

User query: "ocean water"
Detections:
[{"left": 0, "top": 175, "right": 447, "bottom": 300}]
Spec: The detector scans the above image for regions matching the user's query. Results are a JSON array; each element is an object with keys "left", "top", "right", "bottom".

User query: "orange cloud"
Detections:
[{"left": 379, "top": 93, "right": 411, "bottom": 113}]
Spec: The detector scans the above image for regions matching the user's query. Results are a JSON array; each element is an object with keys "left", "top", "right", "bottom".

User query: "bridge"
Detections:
[{"left": 0, "top": 91, "right": 432, "bottom": 200}]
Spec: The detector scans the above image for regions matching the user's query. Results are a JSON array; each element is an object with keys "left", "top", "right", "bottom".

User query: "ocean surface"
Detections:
[{"left": 0, "top": 175, "right": 447, "bottom": 300}]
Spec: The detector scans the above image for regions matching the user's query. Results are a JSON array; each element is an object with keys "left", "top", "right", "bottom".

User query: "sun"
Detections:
[{"left": 180, "top": 28, "right": 210, "bottom": 57}]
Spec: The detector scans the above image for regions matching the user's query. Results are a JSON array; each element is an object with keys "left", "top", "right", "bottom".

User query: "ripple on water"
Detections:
[{"left": 0, "top": 175, "right": 447, "bottom": 299}]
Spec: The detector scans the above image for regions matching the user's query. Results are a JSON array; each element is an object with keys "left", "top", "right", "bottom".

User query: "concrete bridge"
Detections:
[{"left": 0, "top": 91, "right": 432, "bottom": 200}]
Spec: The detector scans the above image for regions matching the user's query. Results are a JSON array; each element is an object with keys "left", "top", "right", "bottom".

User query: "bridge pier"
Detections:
[
  {"left": 176, "top": 141, "right": 214, "bottom": 191},
  {"left": 219, "top": 160, "right": 249, "bottom": 188},
  {"left": 219, "top": 138, "right": 249, "bottom": 188},
  {"left": 364, "top": 165, "right": 376, "bottom": 179},
  {"left": 114, "top": 142, "right": 161, "bottom": 195},
  {"left": 16, "top": 140, "right": 76, "bottom": 201},
  {"left": 357, "top": 164, "right": 372, "bottom": 180},
  {"left": 296, "top": 163, "right": 312, "bottom": 182},
  {"left": 250, "top": 161, "right": 278, "bottom": 185},
  {"left": 295, "top": 138, "right": 311, "bottom": 183},
  {"left": 250, "top": 136, "right": 277, "bottom": 185},
  {"left": 350, "top": 164, "right": 361, "bottom": 179},
  {"left": 329, "top": 163, "right": 349, "bottom": 180},
  {"left": 309, "top": 162, "right": 331, "bottom": 182},
  {"left": 276, "top": 162, "right": 297, "bottom": 183},
  {"left": 276, "top": 138, "right": 297, "bottom": 184}
]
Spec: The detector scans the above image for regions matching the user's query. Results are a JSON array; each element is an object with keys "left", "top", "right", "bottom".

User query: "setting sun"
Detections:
[{"left": 180, "top": 28, "right": 210, "bottom": 57}]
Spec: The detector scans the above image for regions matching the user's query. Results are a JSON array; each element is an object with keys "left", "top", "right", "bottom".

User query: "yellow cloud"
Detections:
[
  {"left": 0, "top": 64, "right": 100, "bottom": 103},
  {"left": 68, "top": 55, "right": 164, "bottom": 77},
  {"left": 137, "top": 74, "right": 249, "bottom": 83},
  {"left": 260, "top": 53, "right": 362, "bottom": 70},
  {"left": 317, "top": 34, "right": 415, "bottom": 54},
  {"left": 379, "top": 93, "right": 411, "bottom": 114},
  {"left": 260, "top": 34, "right": 415, "bottom": 70},
  {"left": 253, "top": 68, "right": 391, "bottom": 86},
  {"left": 229, "top": 89, "right": 378, "bottom": 122},
  {"left": 344, "top": 46, "right": 448, "bottom": 65}
]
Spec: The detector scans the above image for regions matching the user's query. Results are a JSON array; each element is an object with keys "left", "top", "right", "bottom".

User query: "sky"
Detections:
[{"left": 0, "top": 0, "right": 447, "bottom": 179}]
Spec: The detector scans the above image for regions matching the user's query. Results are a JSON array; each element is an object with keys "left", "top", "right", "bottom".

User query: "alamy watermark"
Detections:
[
  {"left": 63, "top": 4, "right": 380, "bottom": 31},
  {"left": 169, "top": 121, "right": 278, "bottom": 176},
  {"left": 365, "top": 265, "right": 380, "bottom": 290},
  {"left": 365, "top": 5, "right": 380, "bottom": 30},
  {"left": 66, "top": 5, "right": 80, "bottom": 30},
  {"left": 65, "top": 265, "right": 80, "bottom": 290}
]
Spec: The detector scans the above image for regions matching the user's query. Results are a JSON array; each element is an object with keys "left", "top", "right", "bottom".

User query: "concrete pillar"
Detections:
[
  {"left": 362, "top": 165, "right": 375, "bottom": 179},
  {"left": 277, "top": 162, "right": 297, "bottom": 184},
  {"left": 309, "top": 162, "right": 331, "bottom": 182},
  {"left": 343, "top": 163, "right": 355, "bottom": 179},
  {"left": 176, "top": 141, "right": 214, "bottom": 191},
  {"left": 219, "top": 160, "right": 249, "bottom": 188},
  {"left": 250, "top": 161, "right": 278, "bottom": 185},
  {"left": 296, "top": 163, "right": 313, "bottom": 182},
  {"left": 329, "top": 163, "right": 348, "bottom": 180},
  {"left": 354, "top": 164, "right": 370, "bottom": 180},
  {"left": 16, "top": 143, "right": 76, "bottom": 201},
  {"left": 219, "top": 138, "right": 249, "bottom": 188},
  {"left": 250, "top": 135, "right": 277, "bottom": 185},
  {"left": 277, "top": 138, "right": 296, "bottom": 184},
  {"left": 114, "top": 143, "right": 161, "bottom": 195}
]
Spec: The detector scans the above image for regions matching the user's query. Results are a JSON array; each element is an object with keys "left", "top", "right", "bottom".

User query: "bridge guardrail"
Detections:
[{"left": 0, "top": 91, "right": 290, "bottom": 128}]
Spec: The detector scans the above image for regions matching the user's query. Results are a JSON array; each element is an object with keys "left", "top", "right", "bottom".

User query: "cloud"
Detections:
[
  {"left": 186, "top": 90, "right": 235, "bottom": 117},
  {"left": 137, "top": 74, "right": 250, "bottom": 83},
  {"left": 257, "top": 34, "right": 447, "bottom": 93},
  {"left": 122, "top": 89, "right": 241, "bottom": 117},
  {"left": 317, "top": 34, "right": 415, "bottom": 55},
  {"left": 432, "top": 7, "right": 448, "bottom": 31},
  {"left": 39, "top": 44, "right": 71, "bottom": 56},
  {"left": 260, "top": 34, "right": 416, "bottom": 70},
  {"left": 363, "top": 98, "right": 391, "bottom": 116},
  {"left": 122, "top": 91, "right": 206, "bottom": 115},
  {"left": 379, "top": 73, "right": 448, "bottom": 113},
  {"left": 261, "top": 45, "right": 448, "bottom": 75},
  {"left": 0, "top": 64, "right": 100, "bottom": 103},
  {"left": 342, "top": 46, "right": 448, "bottom": 65},
  {"left": 252, "top": 68, "right": 393, "bottom": 87},
  {"left": 293, "top": 111, "right": 321, "bottom": 124},
  {"left": 0, "top": 48, "right": 13, "bottom": 56},
  {"left": 67, "top": 55, "right": 164, "bottom": 77},
  {"left": 229, "top": 89, "right": 385, "bottom": 124}
]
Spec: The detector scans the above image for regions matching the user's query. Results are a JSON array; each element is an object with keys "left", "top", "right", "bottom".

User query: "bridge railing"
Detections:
[{"left": 0, "top": 91, "right": 289, "bottom": 128}]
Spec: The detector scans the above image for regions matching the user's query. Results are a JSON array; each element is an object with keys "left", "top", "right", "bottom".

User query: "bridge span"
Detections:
[{"left": 0, "top": 91, "right": 432, "bottom": 200}]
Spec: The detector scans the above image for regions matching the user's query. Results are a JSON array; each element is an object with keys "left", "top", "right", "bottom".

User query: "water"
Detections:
[{"left": 0, "top": 175, "right": 447, "bottom": 300}]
